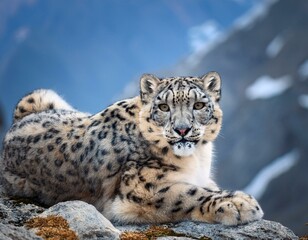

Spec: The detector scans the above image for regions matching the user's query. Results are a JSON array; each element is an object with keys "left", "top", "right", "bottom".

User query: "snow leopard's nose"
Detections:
[{"left": 174, "top": 127, "right": 191, "bottom": 137}]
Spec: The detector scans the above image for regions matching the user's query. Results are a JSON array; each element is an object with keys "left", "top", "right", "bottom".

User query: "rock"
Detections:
[
  {"left": 172, "top": 220, "right": 298, "bottom": 240},
  {"left": 0, "top": 197, "right": 45, "bottom": 226},
  {"left": 116, "top": 219, "right": 299, "bottom": 240},
  {"left": 157, "top": 238, "right": 193, "bottom": 240},
  {"left": 0, "top": 195, "right": 300, "bottom": 240},
  {"left": 25, "top": 215, "right": 79, "bottom": 240},
  {"left": 38, "top": 200, "right": 120, "bottom": 240},
  {"left": 0, "top": 223, "right": 42, "bottom": 240},
  {"left": 0, "top": 197, "right": 45, "bottom": 240}
]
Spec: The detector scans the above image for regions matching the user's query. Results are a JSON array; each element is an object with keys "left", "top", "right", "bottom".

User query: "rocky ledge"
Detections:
[{"left": 0, "top": 195, "right": 299, "bottom": 240}]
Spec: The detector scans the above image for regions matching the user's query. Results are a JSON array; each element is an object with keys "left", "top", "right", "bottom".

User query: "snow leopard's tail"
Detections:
[{"left": 13, "top": 89, "right": 75, "bottom": 122}]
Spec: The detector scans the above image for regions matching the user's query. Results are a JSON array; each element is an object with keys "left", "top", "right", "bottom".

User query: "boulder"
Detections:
[
  {"left": 0, "top": 197, "right": 300, "bottom": 240},
  {"left": 37, "top": 201, "right": 120, "bottom": 240},
  {"left": 0, "top": 223, "right": 42, "bottom": 240},
  {"left": 0, "top": 196, "right": 45, "bottom": 226},
  {"left": 117, "top": 219, "right": 299, "bottom": 240}
]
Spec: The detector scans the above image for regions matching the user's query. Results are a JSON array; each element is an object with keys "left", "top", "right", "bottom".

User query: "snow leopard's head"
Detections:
[{"left": 139, "top": 72, "right": 222, "bottom": 157}]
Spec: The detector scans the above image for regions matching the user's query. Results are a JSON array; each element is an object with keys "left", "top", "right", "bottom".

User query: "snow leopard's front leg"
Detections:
[{"left": 106, "top": 165, "right": 263, "bottom": 225}]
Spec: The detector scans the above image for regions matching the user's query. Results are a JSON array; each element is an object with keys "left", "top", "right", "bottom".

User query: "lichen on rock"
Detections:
[
  {"left": 25, "top": 215, "right": 78, "bottom": 240},
  {"left": 0, "top": 195, "right": 301, "bottom": 240},
  {"left": 120, "top": 225, "right": 206, "bottom": 240},
  {"left": 116, "top": 220, "right": 299, "bottom": 240},
  {"left": 0, "top": 196, "right": 45, "bottom": 226},
  {"left": 38, "top": 201, "right": 120, "bottom": 240}
]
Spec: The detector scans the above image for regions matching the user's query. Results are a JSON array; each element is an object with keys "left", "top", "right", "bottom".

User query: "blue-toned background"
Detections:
[
  {"left": 1, "top": 0, "right": 307, "bottom": 235},
  {"left": 0, "top": 0, "right": 254, "bottom": 123}
]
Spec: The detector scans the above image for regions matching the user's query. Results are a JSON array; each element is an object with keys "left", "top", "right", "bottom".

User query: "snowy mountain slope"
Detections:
[
  {"left": 243, "top": 150, "right": 299, "bottom": 200},
  {"left": 169, "top": 0, "right": 308, "bottom": 235},
  {"left": 0, "top": 0, "right": 255, "bottom": 128},
  {"left": 117, "top": 1, "right": 308, "bottom": 234}
]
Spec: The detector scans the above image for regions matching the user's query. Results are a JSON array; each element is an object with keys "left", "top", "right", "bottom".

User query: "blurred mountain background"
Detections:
[{"left": 0, "top": 0, "right": 307, "bottom": 235}]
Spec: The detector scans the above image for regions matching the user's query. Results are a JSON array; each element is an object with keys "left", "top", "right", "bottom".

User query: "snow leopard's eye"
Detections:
[
  {"left": 158, "top": 104, "right": 170, "bottom": 112},
  {"left": 193, "top": 102, "right": 206, "bottom": 110}
]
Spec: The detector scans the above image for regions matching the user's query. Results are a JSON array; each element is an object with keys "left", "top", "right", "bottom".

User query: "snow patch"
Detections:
[
  {"left": 234, "top": 0, "right": 279, "bottom": 30},
  {"left": 188, "top": 20, "right": 222, "bottom": 54},
  {"left": 245, "top": 75, "right": 292, "bottom": 100},
  {"left": 266, "top": 35, "right": 285, "bottom": 58},
  {"left": 298, "top": 60, "right": 308, "bottom": 79},
  {"left": 298, "top": 95, "right": 308, "bottom": 109},
  {"left": 243, "top": 150, "right": 299, "bottom": 200},
  {"left": 186, "top": 20, "right": 226, "bottom": 67},
  {"left": 183, "top": 0, "right": 279, "bottom": 70}
]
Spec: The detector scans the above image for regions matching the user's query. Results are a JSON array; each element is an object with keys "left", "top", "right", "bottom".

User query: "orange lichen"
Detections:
[
  {"left": 120, "top": 231, "right": 148, "bottom": 240},
  {"left": 25, "top": 215, "right": 78, "bottom": 240},
  {"left": 120, "top": 225, "right": 211, "bottom": 240}
]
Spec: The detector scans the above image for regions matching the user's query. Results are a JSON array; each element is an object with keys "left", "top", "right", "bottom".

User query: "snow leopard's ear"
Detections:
[
  {"left": 201, "top": 71, "right": 221, "bottom": 102},
  {"left": 140, "top": 74, "right": 160, "bottom": 104}
]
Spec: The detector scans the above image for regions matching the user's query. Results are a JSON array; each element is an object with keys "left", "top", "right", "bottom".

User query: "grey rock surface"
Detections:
[
  {"left": 0, "top": 195, "right": 300, "bottom": 240},
  {"left": 116, "top": 219, "right": 299, "bottom": 240},
  {"left": 0, "top": 223, "right": 42, "bottom": 240},
  {"left": 157, "top": 238, "right": 194, "bottom": 240},
  {"left": 0, "top": 196, "right": 45, "bottom": 240},
  {"left": 0, "top": 196, "right": 45, "bottom": 226},
  {"left": 39, "top": 200, "right": 120, "bottom": 240},
  {"left": 171, "top": 220, "right": 298, "bottom": 240}
]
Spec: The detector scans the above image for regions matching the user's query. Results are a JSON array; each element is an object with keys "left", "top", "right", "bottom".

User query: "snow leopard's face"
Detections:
[{"left": 140, "top": 72, "right": 222, "bottom": 157}]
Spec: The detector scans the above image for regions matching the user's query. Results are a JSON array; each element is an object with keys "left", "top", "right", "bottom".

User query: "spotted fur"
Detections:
[
  {"left": 13, "top": 89, "right": 78, "bottom": 122},
  {"left": 0, "top": 72, "right": 263, "bottom": 225}
]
